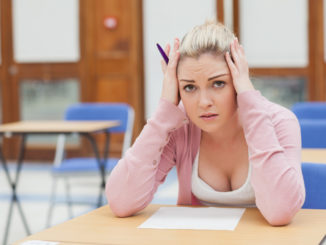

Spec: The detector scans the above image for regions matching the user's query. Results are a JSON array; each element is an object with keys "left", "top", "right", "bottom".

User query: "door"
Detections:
[{"left": 0, "top": 0, "right": 144, "bottom": 161}]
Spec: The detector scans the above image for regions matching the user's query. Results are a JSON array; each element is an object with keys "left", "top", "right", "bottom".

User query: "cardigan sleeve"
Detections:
[
  {"left": 105, "top": 99, "right": 188, "bottom": 217},
  {"left": 238, "top": 90, "right": 305, "bottom": 226}
]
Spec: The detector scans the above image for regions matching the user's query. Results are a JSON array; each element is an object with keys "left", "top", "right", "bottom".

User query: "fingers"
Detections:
[
  {"left": 230, "top": 38, "right": 241, "bottom": 67},
  {"left": 165, "top": 38, "right": 180, "bottom": 77},
  {"left": 160, "top": 39, "right": 180, "bottom": 74},
  {"left": 161, "top": 44, "right": 170, "bottom": 73},
  {"left": 161, "top": 60, "right": 167, "bottom": 73},
  {"left": 169, "top": 38, "right": 180, "bottom": 67},
  {"left": 229, "top": 38, "right": 248, "bottom": 70},
  {"left": 164, "top": 43, "right": 171, "bottom": 57},
  {"left": 225, "top": 51, "right": 237, "bottom": 78},
  {"left": 161, "top": 38, "right": 181, "bottom": 105}
]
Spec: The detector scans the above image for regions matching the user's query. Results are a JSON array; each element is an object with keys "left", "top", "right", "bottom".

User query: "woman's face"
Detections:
[{"left": 178, "top": 52, "right": 237, "bottom": 133}]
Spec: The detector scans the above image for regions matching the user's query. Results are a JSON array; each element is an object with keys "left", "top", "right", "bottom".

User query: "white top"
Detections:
[{"left": 192, "top": 151, "right": 256, "bottom": 207}]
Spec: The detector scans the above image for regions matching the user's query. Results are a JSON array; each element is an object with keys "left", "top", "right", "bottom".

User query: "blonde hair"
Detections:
[{"left": 179, "top": 20, "right": 235, "bottom": 60}]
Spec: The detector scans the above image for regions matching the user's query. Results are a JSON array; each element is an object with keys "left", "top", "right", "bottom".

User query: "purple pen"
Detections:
[{"left": 156, "top": 43, "right": 169, "bottom": 64}]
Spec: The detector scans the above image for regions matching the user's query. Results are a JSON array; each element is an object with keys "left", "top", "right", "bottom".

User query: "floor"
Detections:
[{"left": 0, "top": 162, "right": 178, "bottom": 245}]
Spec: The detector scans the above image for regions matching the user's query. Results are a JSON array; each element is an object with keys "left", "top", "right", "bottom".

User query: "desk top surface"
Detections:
[
  {"left": 14, "top": 204, "right": 326, "bottom": 245},
  {"left": 301, "top": 148, "right": 326, "bottom": 163},
  {"left": 0, "top": 121, "right": 119, "bottom": 133}
]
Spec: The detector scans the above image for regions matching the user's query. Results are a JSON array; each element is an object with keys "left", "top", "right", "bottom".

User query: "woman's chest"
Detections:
[{"left": 198, "top": 144, "right": 249, "bottom": 192}]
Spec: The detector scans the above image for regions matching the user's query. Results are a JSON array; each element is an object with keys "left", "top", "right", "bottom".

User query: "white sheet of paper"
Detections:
[
  {"left": 20, "top": 241, "right": 59, "bottom": 245},
  {"left": 138, "top": 207, "right": 245, "bottom": 231}
]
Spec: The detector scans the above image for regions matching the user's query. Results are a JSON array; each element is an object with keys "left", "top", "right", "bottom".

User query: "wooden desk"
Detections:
[
  {"left": 0, "top": 120, "right": 119, "bottom": 245},
  {"left": 301, "top": 149, "right": 326, "bottom": 163},
  {"left": 0, "top": 120, "right": 119, "bottom": 134},
  {"left": 13, "top": 204, "right": 326, "bottom": 245}
]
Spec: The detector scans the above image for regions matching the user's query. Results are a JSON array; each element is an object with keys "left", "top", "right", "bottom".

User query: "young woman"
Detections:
[{"left": 106, "top": 20, "right": 305, "bottom": 226}]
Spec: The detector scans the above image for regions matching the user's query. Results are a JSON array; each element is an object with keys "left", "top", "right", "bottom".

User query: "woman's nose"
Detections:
[{"left": 198, "top": 90, "right": 213, "bottom": 108}]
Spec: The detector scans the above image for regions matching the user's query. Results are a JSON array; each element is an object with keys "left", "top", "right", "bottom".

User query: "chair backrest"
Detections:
[
  {"left": 64, "top": 103, "right": 134, "bottom": 156},
  {"left": 292, "top": 102, "right": 326, "bottom": 120},
  {"left": 301, "top": 162, "right": 326, "bottom": 209},
  {"left": 299, "top": 120, "right": 326, "bottom": 148}
]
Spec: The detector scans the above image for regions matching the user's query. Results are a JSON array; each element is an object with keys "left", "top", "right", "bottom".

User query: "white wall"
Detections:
[{"left": 143, "top": 0, "right": 216, "bottom": 119}]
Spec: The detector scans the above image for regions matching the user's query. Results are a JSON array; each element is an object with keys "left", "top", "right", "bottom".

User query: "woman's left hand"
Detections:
[{"left": 225, "top": 38, "right": 255, "bottom": 94}]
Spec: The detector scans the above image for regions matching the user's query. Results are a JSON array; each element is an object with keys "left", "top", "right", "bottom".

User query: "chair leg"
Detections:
[
  {"left": 45, "top": 177, "right": 58, "bottom": 228},
  {"left": 64, "top": 177, "right": 74, "bottom": 219}
]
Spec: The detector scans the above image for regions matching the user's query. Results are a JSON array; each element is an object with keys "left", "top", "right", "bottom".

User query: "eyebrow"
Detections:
[{"left": 179, "top": 73, "right": 229, "bottom": 83}]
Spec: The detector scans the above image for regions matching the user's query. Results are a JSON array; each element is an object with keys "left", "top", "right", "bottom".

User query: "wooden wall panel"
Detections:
[
  {"left": 96, "top": 59, "right": 129, "bottom": 74},
  {"left": 94, "top": 0, "right": 131, "bottom": 55},
  {"left": 96, "top": 77, "right": 130, "bottom": 103},
  {"left": 82, "top": 0, "right": 144, "bottom": 157}
]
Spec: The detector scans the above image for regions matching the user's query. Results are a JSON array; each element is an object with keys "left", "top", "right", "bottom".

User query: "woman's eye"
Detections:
[
  {"left": 213, "top": 81, "right": 225, "bottom": 88},
  {"left": 184, "top": 84, "right": 196, "bottom": 92}
]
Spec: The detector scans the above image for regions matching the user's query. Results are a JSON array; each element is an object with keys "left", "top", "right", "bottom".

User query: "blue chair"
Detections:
[
  {"left": 292, "top": 102, "right": 326, "bottom": 120},
  {"left": 46, "top": 103, "right": 134, "bottom": 226},
  {"left": 301, "top": 162, "right": 326, "bottom": 209},
  {"left": 299, "top": 120, "right": 326, "bottom": 148}
]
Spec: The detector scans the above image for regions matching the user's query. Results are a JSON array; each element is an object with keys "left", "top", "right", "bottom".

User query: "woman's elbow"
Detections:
[
  {"left": 106, "top": 185, "right": 150, "bottom": 217},
  {"left": 106, "top": 191, "right": 134, "bottom": 217},
  {"left": 105, "top": 187, "right": 133, "bottom": 217},
  {"left": 263, "top": 199, "right": 304, "bottom": 226},
  {"left": 109, "top": 200, "right": 135, "bottom": 218},
  {"left": 265, "top": 212, "right": 294, "bottom": 226}
]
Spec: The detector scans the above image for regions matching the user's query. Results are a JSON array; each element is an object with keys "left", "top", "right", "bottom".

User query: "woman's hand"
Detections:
[
  {"left": 225, "top": 38, "right": 255, "bottom": 94},
  {"left": 160, "top": 38, "right": 181, "bottom": 105}
]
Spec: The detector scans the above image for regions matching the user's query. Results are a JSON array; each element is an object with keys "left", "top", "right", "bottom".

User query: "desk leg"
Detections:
[
  {"left": 83, "top": 132, "right": 110, "bottom": 207},
  {"left": 0, "top": 135, "right": 31, "bottom": 245}
]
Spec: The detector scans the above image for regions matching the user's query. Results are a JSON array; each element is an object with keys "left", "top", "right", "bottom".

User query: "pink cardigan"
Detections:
[{"left": 106, "top": 90, "right": 305, "bottom": 225}]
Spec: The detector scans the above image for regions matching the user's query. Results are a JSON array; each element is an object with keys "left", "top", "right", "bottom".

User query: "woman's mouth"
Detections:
[{"left": 199, "top": 113, "right": 219, "bottom": 121}]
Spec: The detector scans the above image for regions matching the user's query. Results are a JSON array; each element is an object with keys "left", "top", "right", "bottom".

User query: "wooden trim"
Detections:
[
  {"left": 1, "top": 0, "right": 14, "bottom": 124},
  {"left": 233, "top": 0, "right": 240, "bottom": 39},
  {"left": 136, "top": 0, "right": 145, "bottom": 130},
  {"left": 0, "top": 0, "right": 4, "bottom": 121},
  {"left": 129, "top": 0, "right": 145, "bottom": 137},
  {"left": 81, "top": 0, "right": 96, "bottom": 103},
  {"left": 217, "top": 0, "right": 224, "bottom": 24},
  {"left": 15, "top": 63, "right": 80, "bottom": 79},
  {"left": 308, "top": 0, "right": 325, "bottom": 101},
  {"left": 79, "top": 0, "right": 88, "bottom": 102},
  {"left": 1, "top": 0, "right": 16, "bottom": 158},
  {"left": 250, "top": 67, "right": 309, "bottom": 77}
]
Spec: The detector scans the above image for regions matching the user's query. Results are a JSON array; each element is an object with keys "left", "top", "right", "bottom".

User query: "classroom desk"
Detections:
[
  {"left": 301, "top": 148, "right": 326, "bottom": 163},
  {"left": 13, "top": 204, "right": 326, "bottom": 245},
  {"left": 0, "top": 120, "right": 119, "bottom": 245}
]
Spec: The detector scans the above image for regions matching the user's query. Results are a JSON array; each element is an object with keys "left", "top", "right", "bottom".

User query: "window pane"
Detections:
[
  {"left": 12, "top": 0, "right": 79, "bottom": 63},
  {"left": 240, "top": 0, "right": 308, "bottom": 67},
  {"left": 20, "top": 79, "right": 80, "bottom": 145},
  {"left": 251, "top": 76, "right": 307, "bottom": 109}
]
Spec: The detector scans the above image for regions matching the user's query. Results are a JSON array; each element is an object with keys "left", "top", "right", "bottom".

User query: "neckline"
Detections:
[{"left": 193, "top": 150, "right": 251, "bottom": 194}]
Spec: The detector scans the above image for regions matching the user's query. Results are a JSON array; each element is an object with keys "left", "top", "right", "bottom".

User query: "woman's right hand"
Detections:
[{"left": 160, "top": 38, "right": 181, "bottom": 105}]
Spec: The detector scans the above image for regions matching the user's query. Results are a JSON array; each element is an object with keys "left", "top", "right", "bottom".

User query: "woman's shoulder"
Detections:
[
  {"left": 262, "top": 95, "right": 298, "bottom": 123},
  {"left": 239, "top": 90, "right": 298, "bottom": 122}
]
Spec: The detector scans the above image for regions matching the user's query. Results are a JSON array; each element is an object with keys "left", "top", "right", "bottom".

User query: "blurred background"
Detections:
[
  {"left": 0, "top": 0, "right": 325, "bottom": 243},
  {"left": 0, "top": 0, "right": 323, "bottom": 161}
]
